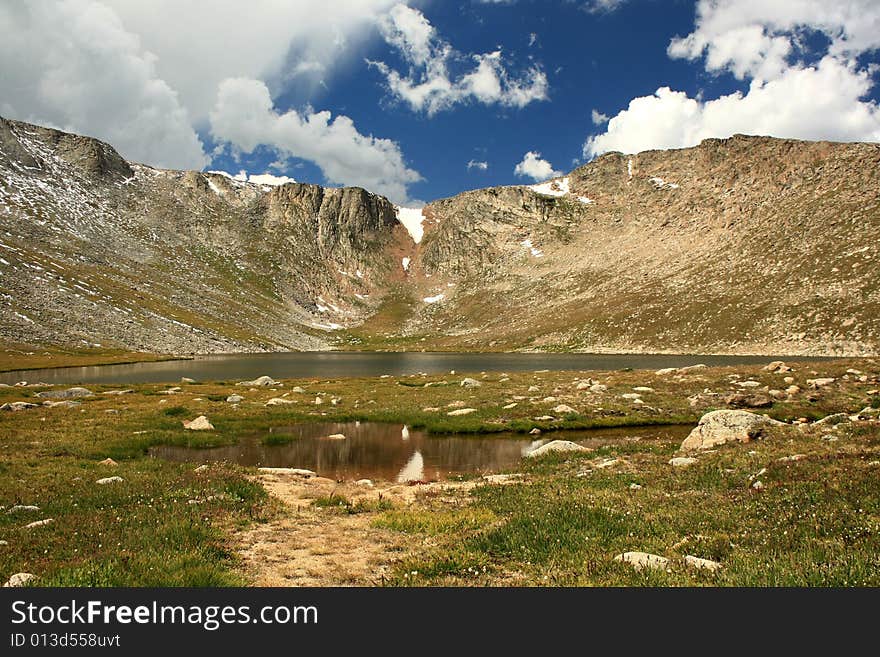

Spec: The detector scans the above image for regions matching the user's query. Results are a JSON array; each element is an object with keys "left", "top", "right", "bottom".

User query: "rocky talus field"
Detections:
[{"left": 1, "top": 116, "right": 878, "bottom": 357}]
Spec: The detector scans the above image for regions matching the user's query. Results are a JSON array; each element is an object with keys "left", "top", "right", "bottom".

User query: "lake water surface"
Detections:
[
  {"left": 0, "top": 351, "right": 829, "bottom": 385},
  {"left": 150, "top": 421, "right": 692, "bottom": 482}
]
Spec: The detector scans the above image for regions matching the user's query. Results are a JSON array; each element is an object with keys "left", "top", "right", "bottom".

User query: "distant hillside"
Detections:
[{"left": 1, "top": 117, "right": 878, "bottom": 356}]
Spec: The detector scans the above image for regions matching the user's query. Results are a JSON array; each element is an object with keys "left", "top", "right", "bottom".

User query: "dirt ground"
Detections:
[{"left": 234, "top": 469, "right": 495, "bottom": 586}]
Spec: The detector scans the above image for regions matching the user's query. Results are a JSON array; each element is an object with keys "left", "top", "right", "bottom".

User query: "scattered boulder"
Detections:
[
  {"left": 226, "top": 394, "right": 243, "bottom": 403},
  {"left": 502, "top": 402, "right": 518, "bottom": 409},
  {"left": 633, "top": 386, "right": 654, "bottom": 393},
  {"left": 669, "top": 457, "right": 698, "bottom": 467},
  {"left": 355, "top": 479, "right": 374, "bottom": 487},
  {"left": 763, "top": 361, "right": 792, "bottom": 373},
  {"left": 806, "top": 377, "right": 835, "bottom": 389},
  {"left": 621, "top": 393, "right": 641, "bottom": 400},
  {"left": 629, "top": 483, "right": 643, "bottom": 490},
  {"left": 98, "top": 458, "right": 118, "bottom": 467},
  {"left": 681, "top": 410, "right": 783, "bottom": 452},
  {"left": 685, "top": 555, "right": 722, "bottom": 572},
  {"left": 160, "top": 387, "right": 182, "bottom": 395},
  {"left": 735, "top": 380, "right": 762, "bottom": 388},
  {"left": 529, "top": 428, "right": 542, "bottom": 435},
  {"left": 655, "top": 368, "right": 677, "bottom": 375},
  {"left": 3, "top": 572, "right": 35, "bottom": 588},
  {"left": 751, "top": 480, "right": 765, "bottom": 491},
  {"left": 237, "top": 376, "right": 280, "bottom": 387},
  {"left": 447, "top": 408, "right": 477, "bottom": 416},
  {"left": 1, "top": 402, "right": 38, "bottom": 411},
  {"left": 96, "top": 476, "right": 123, "bottom": 485},
  {"left": 324, "top": 433, "right": 346, "bottom": 440},
  {"left": 24, "top": 519, "right": 54, "bottom": 529},
  {"left": 722, "top": 392, "right": 773, "bottom": 409},
  {"left": 525, "top": 440, "right": 590, "bottom": 458},
  {"left": 576, "top": 381, "right": 592, "bottom": 390},
  {"left": 590, "top": 384, "right": 608, "bottom": 393},
  {"left": 6, "top": 505, "right": 39, "bottom": 514},
  {"left": 258, "top": 467, "right": 316, "bottom": 478},
  {"left": 103, "top": 389, "right": 134, "bottom": 396},
  {"left": 552, "top": 404, "right": 577, "bottom": 414},
  {"left": 852, "top": 407, "right": 880, "bottom": 421},
  {"left": 181, "top": 377, "right": 196, "bottom": 384},
  {"left": 42, "top": 400, "right": 81, "bottom": 408},
  {"left": 777, "top": 454, "right": 807, "bottom": 463},
  {"left": 194, "top": 465, "right": 210, "bottom": 473},
  {"left": 785, "top": 385, "right": 801, "bottom": 395},
  {"left": 182, "top": 415, "right": 214, "bottom": 431},
  {"left": 291, "top": 386, "right": 306, "bottom": 394},
  {"left": 265, "top": 398, "right": 294, "bottom": 406},
  {"left": 527, "top": 386, "right": 540, "bottom": 393},
  {"left": 35, "top": 387, "right": 93, "bottom": 399},
  {"left": 460, "top": 377, "right": 482, "bottom": 388},
  {"left": 614, "top": 552, "right": 669, "bottom": 572}
]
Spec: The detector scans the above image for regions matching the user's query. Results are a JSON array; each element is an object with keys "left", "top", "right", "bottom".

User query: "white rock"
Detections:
[
  {"left": 629, "top": 483, "right": 643, "bottom": 490},
  {"left": 324, "top": 433, "right": 347, "bottom": 440},
  {"left": 525, "top": 440, "right": 590, "bottom": 458},
  {"left": 681, "top": 410, "right": 783, "bottom": 451},
  {"left": 265, "top": 398, "right": 295, "bottom": 406},
  {"left": 528, "top": 386, "right": 540, "bottom": 393},
  {"left": 552, "top": 404, "right": 577, "bottom": 414},
  {"left": 502, "top": 403, "right": 518, "bottom": 409},
  {"left": 621, "top": 393, "right": 641, "bottom": 400},
  {"left": 806, "top": 377, "right": 835, "bottom": 389},
  {"left": 669, "top": 457, "right": 698, "bottom": 467},
  {"left": 3, "top": 572, "right": 35, "bottom": 588},
  {"left": 258, "top": 467, "right": 316, "bottom": 477},
  {"left": 777, "top": 454, "right": 807, "bottom": 463},
  {"left": 655, "top": 368, "right": 677, "bottom": 375},
  {"left": 181, "top": 377, "right": 196, "bottom": 384},
  {"left": 355, "top": 479, "right": 374, "bottom": 487},
  {"left": 6, "top": 505, "right": 39, "bottom": 514},
  {"left": 226, "top": 395, "right": 244, "bottom": 403},
  {"left": 447, "top": 408, "right": 477, "bottom": 416},
  {"left": 194, "top": 465, "right": 210, "bottom": 473},
  {"left": 96, "top": 476, "right": 123, "bottom": 485},
  {"left": 633, "top": 387, "right": 654, "bottom": 393},
  {"left": 291, "top": 386, "right": 306, "bottom": 393},
  {"left": 590, "top": 384, "right": 608, "bottom": 393},
  {"left": 98, "top": 458, "right": 118, "bottom": 467},
  {"left": 182, "top": 415, "right": 214, "bottom": 431},
  {"left": 751, "top": 480, "right": 765, "bottom": 491},
  {"left": 237, "top": 376, "right": 280, "bottom": 387},
  {"left": 460, "top": 378, "right": 482, "bottom": 388},
  {"left": 25, "top": 518, "right": 54, "bottom": 529},
  {"left": 529, "top": 428, "right": 542, "bottom": 435},
  {"left": 614, "top": 552, "right": 669, "bottom": 571},
  {"left": 576, "top": 381, "right": 592, "bottom": 390},
  {"left": 685, "top": 555, "right": 722, "bottom": 572}
]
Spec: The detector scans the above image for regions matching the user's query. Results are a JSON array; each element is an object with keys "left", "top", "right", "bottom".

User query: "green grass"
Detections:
[{"left": 0, "top": 356, "right": 877, "bottom": 587}]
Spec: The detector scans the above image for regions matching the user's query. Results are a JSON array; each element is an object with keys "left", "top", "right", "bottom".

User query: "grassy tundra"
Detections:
[{"left": 1, "top": 357, "right": 878, "bottom": 586}]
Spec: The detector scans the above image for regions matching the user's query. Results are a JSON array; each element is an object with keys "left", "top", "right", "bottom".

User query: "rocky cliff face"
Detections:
[
  {"left": 0, "top": 117, "right": 404, "bottom": 353},
  {"left": 1, "top": 117, "right": 878, "bottom": 356}
]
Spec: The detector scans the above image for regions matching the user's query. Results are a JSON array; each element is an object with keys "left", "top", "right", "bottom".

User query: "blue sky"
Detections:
[{"left": 2, "top": 1, "right": 880, "bottom": 205}]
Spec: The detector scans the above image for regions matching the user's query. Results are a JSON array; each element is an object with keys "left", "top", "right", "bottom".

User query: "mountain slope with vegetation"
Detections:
[{"left": 1, "top": 117, "right": 878, "bottom": 357}]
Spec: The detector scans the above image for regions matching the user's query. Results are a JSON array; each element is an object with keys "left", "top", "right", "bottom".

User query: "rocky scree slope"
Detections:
[
  {"left": 1, "top": 117, "right": 878, "bottom": 356},
  {"left": 406, "top": 135, "right": 880, "bottom": 356},
  {"left": 0, "top": 117, "right": 409, "bottom": 353}
]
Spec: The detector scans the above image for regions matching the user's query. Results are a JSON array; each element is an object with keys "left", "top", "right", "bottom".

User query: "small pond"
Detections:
[{"left": 150, "top": 421, "right": 692, "bottom": 482}]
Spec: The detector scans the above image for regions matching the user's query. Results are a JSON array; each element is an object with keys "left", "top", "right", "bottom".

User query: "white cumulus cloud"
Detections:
[
  {"left": 0, "top": 0, "right": 207, "bottom": 169},
  {"left": 514, "top": 151, "right": 562, "bottom": 181},
  {"left": 586, "top": 0, "right": 880, "bottom": 157},
  {"left": 369, "top": 4, "right": 548, "bottom": 115},
  {"left": 209, "top": 78, "right": 422, "bottom": 205}
]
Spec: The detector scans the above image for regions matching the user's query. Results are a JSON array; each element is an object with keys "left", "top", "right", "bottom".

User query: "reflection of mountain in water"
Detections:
[{"left": 150, "top": 422, "right": 691, "bottom": 482}]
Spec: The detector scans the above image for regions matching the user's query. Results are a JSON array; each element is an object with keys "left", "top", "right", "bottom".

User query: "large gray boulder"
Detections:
[
  {"left": 681, "top": 410, "right": 784, "bottom": 451},
  {"left": 35, "top": 387, "right": 93, "bottom": 399},
  {"left": 525, "top": 440, "right": 590, "bottom": 458}
]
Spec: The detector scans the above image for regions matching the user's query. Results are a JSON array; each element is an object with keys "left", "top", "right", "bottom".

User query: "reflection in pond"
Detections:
[
  {"left": 397, "top": 451, "right": 424, "bottom": 483},
  {"left": 150, "top": 422, "right": 691, "bottom": 482}
]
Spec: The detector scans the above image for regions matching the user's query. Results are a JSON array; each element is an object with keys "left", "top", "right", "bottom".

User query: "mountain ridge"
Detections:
[{"left": 1, "top": 116, "right": 878, "bottom": 356}]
